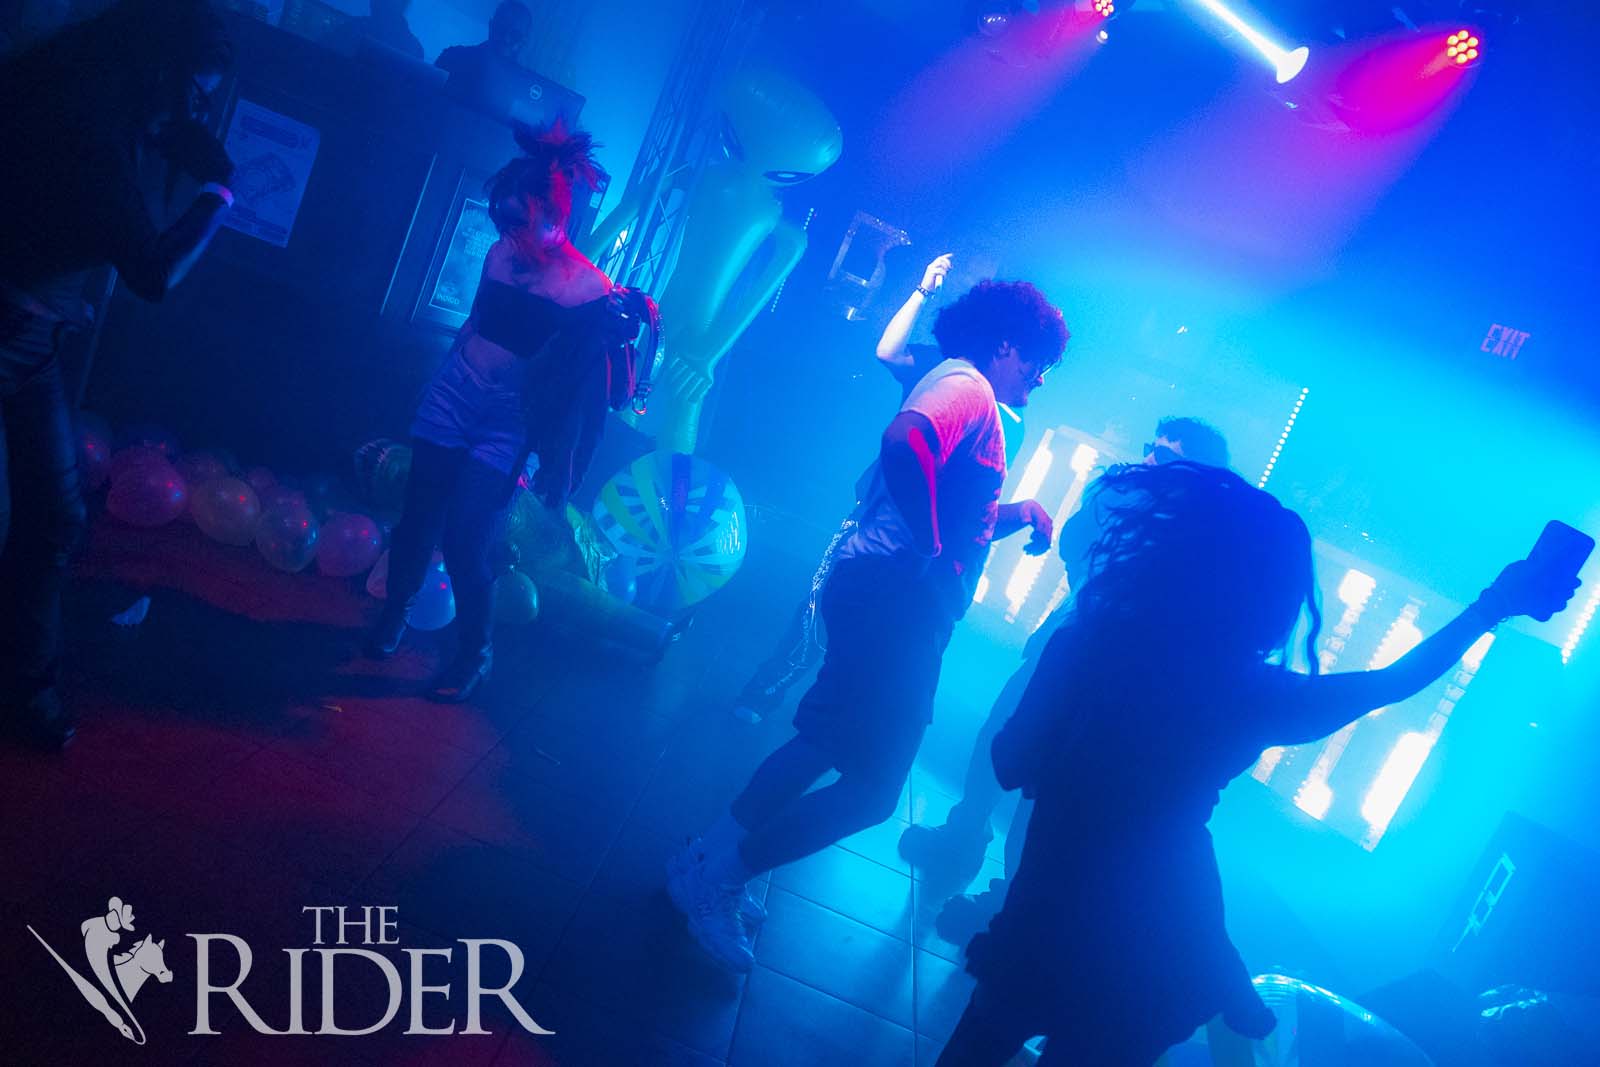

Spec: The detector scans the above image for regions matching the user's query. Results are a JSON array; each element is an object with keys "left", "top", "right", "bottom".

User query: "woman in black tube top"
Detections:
[{"left": 368, "top": 122, "right": 642, "bottom": 702}]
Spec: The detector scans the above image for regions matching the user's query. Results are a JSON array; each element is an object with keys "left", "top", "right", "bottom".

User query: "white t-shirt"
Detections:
[{"left": 840, "top": 358, "right": 1008, "bottom": 613}]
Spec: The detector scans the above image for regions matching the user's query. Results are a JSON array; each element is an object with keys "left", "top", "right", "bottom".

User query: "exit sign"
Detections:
[{"left": 1481, "top": 323, "right": 1530, "bottom": 360}]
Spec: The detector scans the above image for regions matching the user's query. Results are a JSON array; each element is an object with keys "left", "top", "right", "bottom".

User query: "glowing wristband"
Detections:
[{"left": 201, "top": 182, "right": 235, "bottom": 207}]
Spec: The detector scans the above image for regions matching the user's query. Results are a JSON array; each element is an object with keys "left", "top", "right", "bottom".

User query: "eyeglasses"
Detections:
[{"left": 1143, "top": 443, "right": 1183, "bottom": 464}]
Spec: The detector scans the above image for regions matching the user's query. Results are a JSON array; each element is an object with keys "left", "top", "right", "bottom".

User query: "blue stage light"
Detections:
[{"left": 1189, "top": 0, "right": 1311, "bottom": 83}]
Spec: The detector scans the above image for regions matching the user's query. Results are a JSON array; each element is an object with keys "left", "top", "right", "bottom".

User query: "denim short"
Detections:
[{"left": 409, "top": 349, "right": 526, "bottom": 475}]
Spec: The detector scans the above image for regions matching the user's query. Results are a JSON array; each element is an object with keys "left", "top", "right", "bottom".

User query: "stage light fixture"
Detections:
[
  {"left": 1445, "top": 29, "right": 1481, "bottom": 66},
  {"left": 1093, "top": 0, "right": 1114, "bottom": 17},
  {"left": 1188, "top": 0, "right": 1311, "bottom": 83}
]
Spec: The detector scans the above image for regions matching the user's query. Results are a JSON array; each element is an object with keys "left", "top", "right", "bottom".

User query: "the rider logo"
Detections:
[{"left": 28, "top": 895, "right": 171, "bottom": 1045}]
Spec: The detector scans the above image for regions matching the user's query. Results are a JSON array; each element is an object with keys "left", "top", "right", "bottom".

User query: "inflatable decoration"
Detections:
[
  {"left": 245, "top": 466, "right": 278, "bottom": 495},
  {"left": 585, "top": 64, "right": 841, "bottom": 454},
  {"left": 255, "top": 499, "right": 320, "bottom": 573},
  {"left": 365, "top": 549, "right": 455, "bottom": 630},
  {"left": 317, "top": 512, "right": 385, "bottom": 578},
  {"left": 176, "top": 451, "right": 231, "bottom": 492},
  {"left": 1165, "top": 975, "right": 1437, "bottom": 1067},
  {"left": 108, "top": 443, "right": 172, "bottom": 484},
  {"left": 107, "top": 457, "right": 187, "bottom": 527},
  {"left": 352, "top": 438, "right": 411, "bottom": 514},
  {"left": 493, "top": 569, "right": 540, "bottom": 625},
  {"left": 117, "top": 423, "right": 179, "bottom": 457},
  {"left": 592, "top": 451, "right": 747, "bottom": 615},
  {"left": 191, "top": 477, "right": 262, "bottom": 546}
]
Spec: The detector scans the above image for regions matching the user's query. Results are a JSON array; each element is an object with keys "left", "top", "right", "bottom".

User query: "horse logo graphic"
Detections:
[{"left": 27, "top": 896, "right": 172, "bottom": 1045}]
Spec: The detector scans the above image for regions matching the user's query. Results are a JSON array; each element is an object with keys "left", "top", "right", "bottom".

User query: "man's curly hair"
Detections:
[{"left": 931, "top": 280, "right": 1069, "bottom": 370}]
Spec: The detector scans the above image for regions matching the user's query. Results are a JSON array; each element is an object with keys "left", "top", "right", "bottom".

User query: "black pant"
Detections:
[
  {"left": 385, "top": 439, "right": 515, "bottom": 657},
  {"left": 0, "top": 353, "right": 89, "bottom": 707}
]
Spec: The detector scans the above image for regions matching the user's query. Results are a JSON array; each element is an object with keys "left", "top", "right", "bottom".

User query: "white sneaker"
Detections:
[
  {"left": 667, "top": 838, "right": 766, "bottom": 926},
  {"left": 687, "top": 873, "right": 755, "bottom": 974},
  {"left": 666, "top": 841, "right": 756, "bottom": 973}
]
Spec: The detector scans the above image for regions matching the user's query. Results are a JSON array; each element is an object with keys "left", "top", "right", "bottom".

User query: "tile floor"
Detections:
[{"left": 0, "top": 520, "right": 1015, "bottom": 1066}]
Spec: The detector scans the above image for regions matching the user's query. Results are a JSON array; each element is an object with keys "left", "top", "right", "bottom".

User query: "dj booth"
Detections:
[{"left": 82, "top": 11, "right": 603, "bottom": 475}]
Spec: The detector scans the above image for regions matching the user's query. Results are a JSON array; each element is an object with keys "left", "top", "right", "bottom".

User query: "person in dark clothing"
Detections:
[
  {"left": 322, "top": 0, "right": 422, "bottom": 61},
  {"left": 435, "top": 0, "right": 532, "bottom": 117},
  {"left": 900, "top": 417, "right": 1230, "bottom": 925},
  {"left": 366, "top": 123, "right": 648, "bottom": 704},
  {"left": 669, "top": 279, "right": 1067, "bottom": 973},
  {"left": 936, "top": 462, "right": 1580, "bottom": 1066},
  {"left": 732, "top": 254, "right": 1030, "bottom": 721},
  {"left": 0, "top": 0, "right": 235, "bottom": 750}
]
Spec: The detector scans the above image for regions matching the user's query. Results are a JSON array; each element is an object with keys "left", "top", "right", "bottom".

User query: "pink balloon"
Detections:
[
  {"left": 255, "top": 501, "right": 320, "bottom": 573},
  {"left": 245, "top": 466, "right": 278, "bottom": 494},
  {"left": 191, "top": 477, "right": 262, "bottom": 546},
  {"left": 259, "top": 485, "right": 308, "bottom": 515},
  {"left": 106, "top": 458, "right": 188, "bottom": 528},
  {"left": 108, "top": 444, "right": 171, "bottom": 485},
  {"left": 176, "top": 452, "right": 231, "bottom": 491},
  {"left": 317, "top": 512, "right": 384, "bottom": 577}
]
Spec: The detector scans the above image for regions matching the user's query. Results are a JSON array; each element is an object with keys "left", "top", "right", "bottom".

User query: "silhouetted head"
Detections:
[
  {"left": 1, "top": 0, "right": 232, "bottom": 134},
  {"left": 487, "top": 1, "right": 531, "bottom": 59},
  {"left": 1076, "top": 462, "right": 1321, "bottom": 672},
  {"left": 932, "top": 280, "right": 1069, "bottom": 408},
  {"left": 1145, "top": 416, "right": 1231, "bottom": 469},
  {"left": 486, "top": 121, "right": 600, "bottom": 254}
]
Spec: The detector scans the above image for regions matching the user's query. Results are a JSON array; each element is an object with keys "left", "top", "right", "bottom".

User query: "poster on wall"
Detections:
[
  {"left": 220, "top": 99, "right": 320, "bottom": 248},
  {"left": 415, "top": 176, "right": 498, "bottom": 331}
]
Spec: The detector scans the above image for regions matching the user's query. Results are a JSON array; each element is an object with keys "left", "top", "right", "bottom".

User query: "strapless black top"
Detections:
[{"left": 473, "top": 279, "right": 609, "bottom": 359}]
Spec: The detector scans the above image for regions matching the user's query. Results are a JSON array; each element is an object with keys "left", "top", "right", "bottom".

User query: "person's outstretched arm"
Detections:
[
  {"left": 1268, "top": 560, "right": 1580, "bottom": 747},
  {"left": 875, "top": 253, "right": 951, "bottom": 371},
  {"left": 107, "top": 122, "right": 234, "bottom": 301}
]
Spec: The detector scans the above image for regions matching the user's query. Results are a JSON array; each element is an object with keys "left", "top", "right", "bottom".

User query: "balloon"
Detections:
[
  {"left": 409, "top": 554, "right": 456, "bottom": 630},
  {"left": 258, "top": 484, "right": 308, "bottom": 515},
  {"left": 254, "top": 501, "right": 320, "bottom": 573},
  {"left": 1188, "top": 975, "right": 1434, "bottom": 1067},
  {"left": 592, "top": 451, "right": 748, "bottom": 614},
  {"left": 352, "top": 438, "right": 411, "bottom": 514},
  {"left": 245, "top": 466, "right": 278, "bottom": 495},
  {"left": 191, "top": 477, "right": 262, "bottom": 546},
  {"left": 365, "top": 549, "right": 456, "bottom": 631},
  {"left": 117, "top": 423, "right": 179, "bottom": 458},
  {"left": 317, "top": 512, "right": 384, "bottom": 577},
  {"left": 301, "top": 472, "right": 348, "bottom": 519},
  {"left": 106, "top": 457, "right": 187, "bottom": 527},
  {"left": 176, "top": 451, "right": 231, "bottom": 491},
  {"left": 493, "top": 569, "right": 539, "bottom": 625},
  {"left": 77, "top": 413, "right": 113, "bottom": 491},
  {"left": 108, "top": 444, "right": 172, "bottom": 485}
]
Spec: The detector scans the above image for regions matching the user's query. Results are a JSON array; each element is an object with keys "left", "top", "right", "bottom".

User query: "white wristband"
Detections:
[{"left": 200, "top": 182, "right": 235, "bottom": 207}]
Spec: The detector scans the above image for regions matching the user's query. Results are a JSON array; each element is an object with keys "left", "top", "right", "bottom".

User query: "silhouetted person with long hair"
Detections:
[
  {"left": 367, "top": 123, "right": 641, "bottom": 704},
  {"left": 937, "top": 462, "right": 1578, "bottom": 1066},
  {"left": 905, "top": 417, "right": 1230, "bottom": 940},
  {"left": 0, "top": 0, "right": 235, "bottom": 749}
]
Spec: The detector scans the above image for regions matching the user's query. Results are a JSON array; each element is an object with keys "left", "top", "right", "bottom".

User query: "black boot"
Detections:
[
  {"left": 364, "top": 603, "right": 410, "bottom": 659},
  {"left": 429, "top": 643, "right": 492, "bottom": 703}
]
